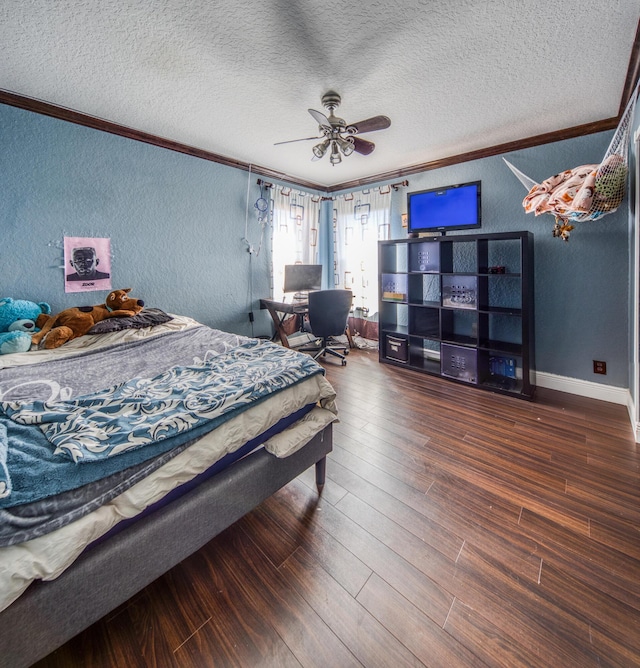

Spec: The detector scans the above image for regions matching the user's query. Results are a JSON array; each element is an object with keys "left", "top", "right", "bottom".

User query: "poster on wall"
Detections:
[{"left": 64, "top": 236, "right": 112, "bottom": 293}]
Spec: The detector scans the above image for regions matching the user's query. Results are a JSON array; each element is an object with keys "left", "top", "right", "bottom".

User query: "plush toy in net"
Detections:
[{"left": 505, "top": 82, "right": 638, "bottom": 241}]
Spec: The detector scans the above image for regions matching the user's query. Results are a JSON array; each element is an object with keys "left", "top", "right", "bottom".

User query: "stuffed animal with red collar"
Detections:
[{"left": 31, "top": 288, "right": 145, "bottom": 349}]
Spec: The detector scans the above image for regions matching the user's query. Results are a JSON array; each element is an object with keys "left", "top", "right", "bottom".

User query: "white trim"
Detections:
[
  {"left": 532, "top": 373, "right": 640, "bottom": 442},
  {"left": 627, "top": 395, "right": 640, "bottom": 442},
  {"left": 632, "top": 130, "right": 640, "bottom": 441},
  {"left": 533, "top": 370, "right": 629, "bottom": 405}
]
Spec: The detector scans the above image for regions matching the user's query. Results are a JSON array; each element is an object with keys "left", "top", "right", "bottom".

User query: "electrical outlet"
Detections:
[{"left": 593, "top": 360, "right": 607, "bottom": 375}]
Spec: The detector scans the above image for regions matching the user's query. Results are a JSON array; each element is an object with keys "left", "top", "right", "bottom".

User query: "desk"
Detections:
[
  {"left": 260, "top": 298, "right": 308, "bottom": 348},
  {"left": 260, "top": 298, "right": 354, "bottom": 349}
]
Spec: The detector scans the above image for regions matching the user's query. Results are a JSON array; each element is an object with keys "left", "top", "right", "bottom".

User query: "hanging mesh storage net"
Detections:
[{"left": 505, "top": 82, "right": 639, "bottom": 241}]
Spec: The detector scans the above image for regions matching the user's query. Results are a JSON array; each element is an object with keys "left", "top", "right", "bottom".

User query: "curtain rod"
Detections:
[{"left": 256, "top": 178, "right": 409, "bottom": 195}]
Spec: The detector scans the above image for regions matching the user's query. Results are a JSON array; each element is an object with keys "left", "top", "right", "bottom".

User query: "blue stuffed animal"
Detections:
[{"left": 0, "top": 298, "right": 52, "bottom": 355}]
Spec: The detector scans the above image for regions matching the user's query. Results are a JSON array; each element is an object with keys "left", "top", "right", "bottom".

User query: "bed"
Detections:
[{"left": 0, "top": 313, "right": 337, "bottom": 667}]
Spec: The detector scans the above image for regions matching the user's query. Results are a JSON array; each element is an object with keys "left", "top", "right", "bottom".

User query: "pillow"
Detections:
[{"left": 87, "top": 308, "right": 173, "bottom": 334}]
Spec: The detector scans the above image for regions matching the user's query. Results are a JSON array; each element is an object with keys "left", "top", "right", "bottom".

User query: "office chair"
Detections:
[{"left": 300, "top": 289, "right": 352, "bottom": 365}]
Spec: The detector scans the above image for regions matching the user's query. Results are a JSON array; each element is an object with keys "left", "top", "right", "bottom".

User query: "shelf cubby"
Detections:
[{"left": 409, "top": 337, "right": 441, "bottom": 373}]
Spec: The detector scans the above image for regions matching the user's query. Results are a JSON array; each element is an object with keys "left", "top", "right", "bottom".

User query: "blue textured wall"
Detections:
[
  {"left": 0, "top": 101, "right": 631, "bottom": 387},
  {"left": 340, "top": 130, "right": 629, "bottom": 388},
  {"left": 0, "top": 103, "right": 273, "bottom": 337},
  {"left": 629, "top": 108, "right": 639, "bottom": 407}
]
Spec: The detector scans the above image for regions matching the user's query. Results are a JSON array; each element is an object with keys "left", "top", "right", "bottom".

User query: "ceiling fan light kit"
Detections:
[
  {"left": 275, "top": 91, "right": 391, "bottom": 166},
  {"left": 312, "top": 138, "right": 330, "bottom": 159},
  {"left": 336, "top": 136, "right": 355, "bottom": 156},
  {"left": 330, "top": 141, "right": 342, "bottom": 165}
]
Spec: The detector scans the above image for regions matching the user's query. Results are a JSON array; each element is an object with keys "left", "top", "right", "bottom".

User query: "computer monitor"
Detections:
[{"left": 283, "top": 264, "right": 322, "bottom": 295}]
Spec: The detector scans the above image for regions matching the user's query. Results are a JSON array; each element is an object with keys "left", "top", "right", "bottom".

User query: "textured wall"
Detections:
[
  {"left": 628, "top": 108, "right": 640, "bottom": 407},
  {"left": 0, "top": 101, "right": 631, "bottom": 387},
  {"left": 351, "top": 130, "right": 630, "bottom": 388},
  {"left": 0, "top": 103, "right": 273, "bottom": 337}
]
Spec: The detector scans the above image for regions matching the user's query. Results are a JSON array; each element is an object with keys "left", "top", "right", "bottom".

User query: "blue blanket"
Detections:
[{"left": 0, "top": 327, "right": 323, "bottom": 507}]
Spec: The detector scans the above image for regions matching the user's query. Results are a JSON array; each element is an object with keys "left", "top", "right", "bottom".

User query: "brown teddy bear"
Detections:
[{"left": 31, "top": 288, "right": 145, "bottom": 349}]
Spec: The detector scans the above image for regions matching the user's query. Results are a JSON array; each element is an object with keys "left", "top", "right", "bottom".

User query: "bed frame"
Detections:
[{"left": 0, "top": 424, "right": 332, "bottom": 667}]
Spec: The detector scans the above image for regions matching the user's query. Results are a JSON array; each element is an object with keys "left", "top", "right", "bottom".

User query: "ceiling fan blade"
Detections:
[
  {"left": 347, "top": 115, "right": 391, "bottom": 134},
  {"left": 274, "top": 136, "right": 322, "bottom": 145},
  {"left": 308, "top": 108, "right": 332, "bottom": 130},
  {"left": 351, "top": 136, "right": 376, "bottom": 155}
]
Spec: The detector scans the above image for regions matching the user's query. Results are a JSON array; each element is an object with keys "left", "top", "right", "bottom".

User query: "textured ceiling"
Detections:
[{"left": 1, "top": 0, "right": 639, "bottom": 189}]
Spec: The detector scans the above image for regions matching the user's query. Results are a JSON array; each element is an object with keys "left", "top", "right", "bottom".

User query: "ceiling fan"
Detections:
[{"left": 275, "top": 91, "right": 391, "bottom": 165}]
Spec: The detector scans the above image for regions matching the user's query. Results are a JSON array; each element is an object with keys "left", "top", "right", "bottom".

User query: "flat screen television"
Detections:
[
  {"left": 283, "top": 264, "right": 322, "bottom": 294},
  {"left": 407, "top": 181, "right": 481, "bottom": 235}
]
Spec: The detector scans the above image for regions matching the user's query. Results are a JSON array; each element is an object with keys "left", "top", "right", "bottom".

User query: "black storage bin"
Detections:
[
  {"left": 441, "top": 343, "right": 477, "bottom": 383},
  {"left": 386, "top": 335, "right": 408, "bottom": 363}
]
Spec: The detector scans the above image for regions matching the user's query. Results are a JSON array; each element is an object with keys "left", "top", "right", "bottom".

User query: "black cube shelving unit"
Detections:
[{"left": 379, "top": 231, "right": 535, "bottom": 400}]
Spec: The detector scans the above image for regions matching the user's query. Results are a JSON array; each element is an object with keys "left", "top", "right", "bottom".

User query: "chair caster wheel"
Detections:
[{"left": 341, "top": 359, "right": 347, "bottom": 366}]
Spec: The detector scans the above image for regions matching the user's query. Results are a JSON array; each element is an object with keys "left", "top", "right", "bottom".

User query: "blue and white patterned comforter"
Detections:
[
  {"left": 2, "top": 339, "right": 321, "bottom": 464},
  {"left": 0, "top": 326, "right": 324, "bottom": 507}
]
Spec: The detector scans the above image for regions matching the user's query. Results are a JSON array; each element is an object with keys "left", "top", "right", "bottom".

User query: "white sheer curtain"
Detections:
[
  {"left": 270, "top": 186, "right": 322, "bottom": 301},
  {"left": 332, "top": 186, "right": 392, "bottom": 317}
]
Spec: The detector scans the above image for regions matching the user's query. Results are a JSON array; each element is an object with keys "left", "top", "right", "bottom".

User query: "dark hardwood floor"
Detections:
[{"left": 36, "top": 348, "right": 640, "bottom": 667}]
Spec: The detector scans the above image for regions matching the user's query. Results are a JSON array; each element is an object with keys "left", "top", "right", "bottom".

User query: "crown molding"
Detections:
[
  {"left": 2, "top": 16, "right": 639, "bottom": 199},
  {"left": 0, "top": 89, "right": 325, "bottom": 192},
  {"left": 324, "top": 117, "right": 620, "bottom": 193}
]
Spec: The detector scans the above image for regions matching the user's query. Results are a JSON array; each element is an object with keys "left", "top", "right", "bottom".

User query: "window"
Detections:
[
  {"left": 332, "top": 187, "right": 392, "bottom": 316},
  {"left": 270, "top": 186, "right": 322, "bottom": 301}
]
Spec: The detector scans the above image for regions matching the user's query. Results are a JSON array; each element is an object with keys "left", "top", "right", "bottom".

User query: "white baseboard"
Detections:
[
  {"left": 533, "top": 371, "right": 629, "bottom": 405},
  {"left": 626, "top": 395, "right": 640, "bottom": 443},
  {"left": 533, "top": 372, "right": 640, "bottom": 443}
]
